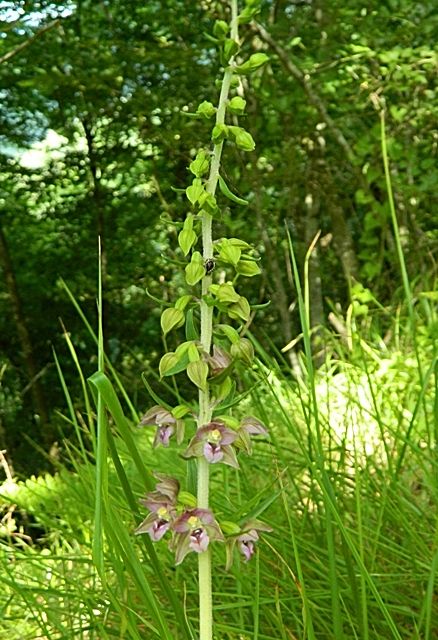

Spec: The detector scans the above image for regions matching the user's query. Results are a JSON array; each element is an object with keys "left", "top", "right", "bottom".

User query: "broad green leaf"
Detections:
[
  {"left": 188, "top": 342, "right": 200, "bottom": 362},
  {"left": 218, "top": 174, "right": 248, "bottom": 205},
  {"left": 161, "top": 307, "right": 185, "bottom": 335},
  {"left": 198, "top": 193, "right": 218, "bottom": 214},
  {"left": 228, "top": 237, "right": 252, "bottom": 249},
  {"left": 238, "top": 3, "right": 261, "bottom": 24},
  {"left": 187, "top": 360, "right": 208, "bottom": 391},
  {"left": 159, "top": 350, "right": 190, "bottom": 377},
  {"left": 178, "top": 228, "right": 197, "bottom": 255},
  {"left": 186, "top": 178, "right": 204, "bottom": 205},
  {"left": 171, "top": 404, "right": 192, "bottom": 419},
  {"left": 219, "top": 239, "right": 241, "bottom": 265},
  {"left": 212, "top": 376, "right": 233, "bottom": 404},
  {"left": 216, "top": 323, "right": 240, "bottom": 344},
  {"left": 211, "top": 282, "right": 241, "bottom": 303},
  {"left": 189, "top": 150, "right": 210, "bottom": 177},
  {"left": 183, "top": 213, "right": 194, "bottom": 230},
  {"left": 228, "top": 296, "right": 251, "bottom": 322},
  {"left": 174, "top": 294, "right": 192, "bottom": 311},
  {"left": 185, "top": 307, "right": 199, "bottom": 341},
  {"left": 159, "top": 352, "right": 179, "bottom": 377},
  {"left": 175, "top": 341, "right": 192, "bottom": 357},
  {"left": 185, "top": 251, "right": 205, "bottom": 286},
  {"left": 236, "top": 259, "right": 261, "bottom": 277}
]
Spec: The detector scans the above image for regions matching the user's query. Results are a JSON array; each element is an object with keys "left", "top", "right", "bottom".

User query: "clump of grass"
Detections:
[{"left": 1, "top": 291, "right": 436, "bottom": 639}]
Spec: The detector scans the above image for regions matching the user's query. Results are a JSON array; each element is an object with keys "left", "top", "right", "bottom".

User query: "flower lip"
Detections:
[{"left": 154, "top": 424, "right": 175, "bottom": 447}]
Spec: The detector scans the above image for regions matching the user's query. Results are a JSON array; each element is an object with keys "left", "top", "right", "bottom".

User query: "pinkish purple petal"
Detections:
[
  {"left": 189, "top": 527, "right": 210, "bottom": 553},
  {"left": 135, "top": 511, "right": 171, "bottom": 541},
  {"left": 203, "top": 442, "right": 224, "bottom": 463},
  {"left": 153, "top": 424, "right": 174, "bottom": 447},
  {"left": 239, "top": 538, "right": 255, "bottom": 561},
  {"left": 150, "top": 519, "right": 171, "bottom": 541},
  {"left": 238, "top": 529, "right": 259, "bottom": 561}
]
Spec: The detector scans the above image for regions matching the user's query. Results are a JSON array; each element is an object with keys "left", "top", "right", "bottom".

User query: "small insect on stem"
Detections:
[{"left": 204, "top": 258, "right": 215, "bottom": 275}]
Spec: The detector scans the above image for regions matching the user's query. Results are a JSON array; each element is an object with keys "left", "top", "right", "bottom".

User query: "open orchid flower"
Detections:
[
  {"left": 171, "top": 508, "right": 224, "bottom": 565},
  {"left": 135, "top": 474, "right": 180, "bottom": 541},
  {"left": 225, "top": 519, "right": 273, "bottom": 570},
  {"left": 138, "top": 405, "right": 184, "bottom": 447},
  {"left": 184, "top": 421, "right": 239, "bottom": 468}
]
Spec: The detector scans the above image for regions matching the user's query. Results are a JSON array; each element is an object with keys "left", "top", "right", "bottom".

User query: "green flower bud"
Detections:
[
  {"left": 228, "top": 96, "right": 247, "bottom": 115},
  {"left": 211, "top": 123, "right": 229, "bottom": 144},
  {"left": 235, "top": 53, "right": 269, "bottom": 75},
  {"left": 213, "top": 20, "right": 229, "bottom": 39},
  {"left": 196, "top": 100, "right": 217, "bottom": 119}
]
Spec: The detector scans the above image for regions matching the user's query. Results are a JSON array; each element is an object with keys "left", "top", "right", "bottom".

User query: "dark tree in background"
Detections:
[{"left": 0, "top": 0, "right": 436, "bottom": 473}]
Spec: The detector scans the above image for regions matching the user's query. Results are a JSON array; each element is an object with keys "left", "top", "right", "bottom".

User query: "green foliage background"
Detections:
[
  {"left": 0, "top": 2, "right": 437, "bottom": 639},
  {"left": 0, "top": 0, "right": 436, "bottom": 471}
]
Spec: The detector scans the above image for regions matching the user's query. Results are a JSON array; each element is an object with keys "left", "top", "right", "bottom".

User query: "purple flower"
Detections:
[
  {"left": 135, "top": 509, "right": 173, "bottom": 541},
  {"left": 184, "top": 421, "right": 239, "bottom": 468},
  {"left": 171, "top": 508, "right": 224, "bottom": 565},
  {"left": 138, "top": 405, "right": 184, "bottom": 448},
  {"left": 225, "top": 519, "right": 272, "bottom": 570},
  {"left": 237, "top": 529, "right": 259, "bottom": 562},
  {"left": 135, "top": 474, "right": 180, "bottom": 541}
]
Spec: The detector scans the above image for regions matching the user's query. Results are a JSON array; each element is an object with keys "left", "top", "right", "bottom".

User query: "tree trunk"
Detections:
[
  {"left": 329, "top": 202, "right": 359, "bottom": 286},
  {"left": 0, "top": 221, "right": 51, "bottom": 436},
  {"left": 253, "top": 190, "right": 302, "bottom": 376}
]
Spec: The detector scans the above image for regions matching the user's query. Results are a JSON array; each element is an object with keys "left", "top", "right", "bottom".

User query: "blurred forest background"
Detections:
[{"left": 0, "top": 0, "right": 437, "bottom": 475}]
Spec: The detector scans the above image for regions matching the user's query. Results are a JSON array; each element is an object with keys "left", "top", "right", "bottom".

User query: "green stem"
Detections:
[{"left": 197, "top": 3, "right": 239, "bottom": 639}]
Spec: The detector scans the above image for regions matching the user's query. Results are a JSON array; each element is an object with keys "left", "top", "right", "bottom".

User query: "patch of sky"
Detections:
[{"left": 0, "top": 1, "right": 74, "bottom": 30}]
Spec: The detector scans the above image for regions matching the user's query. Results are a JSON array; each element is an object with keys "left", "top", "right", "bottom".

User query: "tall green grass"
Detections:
[
  {"left": 0, "top": 289, "right": 436, "bottom": 639},
  {"left": 0, "top": 110, "right": 437, "bottom": 638}
]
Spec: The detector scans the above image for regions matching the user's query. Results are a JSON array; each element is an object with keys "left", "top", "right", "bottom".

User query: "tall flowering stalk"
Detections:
[{"left": 136, "top": 2, "right": 271, "bottom": 638}]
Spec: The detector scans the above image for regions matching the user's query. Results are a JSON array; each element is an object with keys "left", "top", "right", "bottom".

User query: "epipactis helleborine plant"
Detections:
[{"left": 135, "top": 2, "right": 272, "bottom": 639}]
